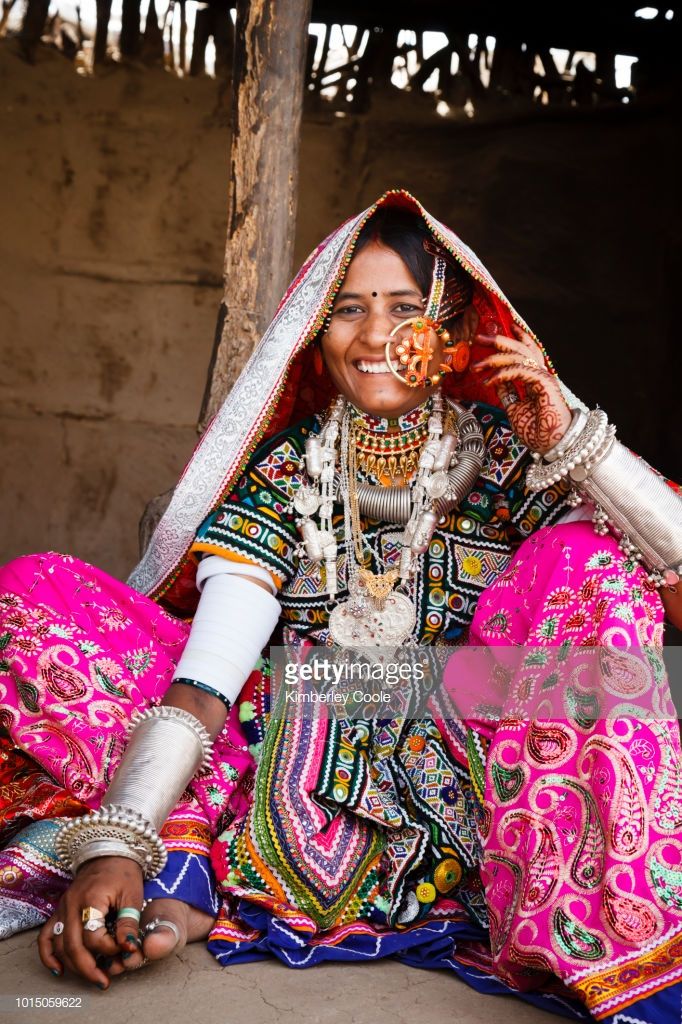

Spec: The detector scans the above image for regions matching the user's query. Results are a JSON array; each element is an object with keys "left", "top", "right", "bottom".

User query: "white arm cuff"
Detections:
[
  {"left": 196, "top": 554, "right": 278, "bottom": 595},
  {"left": 173, "top": 574, "right": 281, "bottom": 705}
]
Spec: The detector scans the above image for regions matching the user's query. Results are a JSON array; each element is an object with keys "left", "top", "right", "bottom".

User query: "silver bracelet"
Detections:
[
  {"left": 526, "top": 407, "right": 682, "bottom": 586},
  {"left": 526, "top": 409, "right": 612, "bottom": 490},
  {"left": 577, "top": 439, "right": 682, "bottom": 586},
  {"left": 56, "top": 805, "right": 167, "bottom": 878},
  {"left": 56, "top": 705, "right": 214, "bottom": 879},
  {"left": 104, "top": 706, "right": 213, "bottom": 828},
  {"left": 71, "top": 838, "right": 147, "bottom": 874}
]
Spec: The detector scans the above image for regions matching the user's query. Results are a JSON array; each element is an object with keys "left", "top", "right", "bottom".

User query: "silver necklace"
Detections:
[{"left": 293, "top": 393, "right": 485, "bottom": 647}]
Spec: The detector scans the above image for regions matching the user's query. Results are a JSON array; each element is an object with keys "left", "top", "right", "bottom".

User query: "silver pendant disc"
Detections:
[{"left": 293, "top": 485, "right": 320, "bottom": 516}]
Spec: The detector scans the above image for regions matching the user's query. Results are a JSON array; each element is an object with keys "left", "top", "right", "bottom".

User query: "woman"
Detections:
[{"left": 0, "top": 190, "right": 680, "bottom": 1022}]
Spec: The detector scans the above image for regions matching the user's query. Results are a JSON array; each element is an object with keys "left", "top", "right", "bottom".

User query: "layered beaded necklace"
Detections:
[
  {"left": 293, "top": 393, "right": 485, "bottom": 647},
  {"left": 353, "top": 404, "right": 430, "bottom": 484}
]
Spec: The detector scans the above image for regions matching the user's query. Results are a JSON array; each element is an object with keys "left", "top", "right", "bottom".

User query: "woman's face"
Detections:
[{"left": 321, "top": 240, "right": 446, "bottom": 419}]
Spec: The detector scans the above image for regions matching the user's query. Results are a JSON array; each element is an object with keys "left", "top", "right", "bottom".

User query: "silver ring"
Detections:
[
  {"left": 53, "top": 921, "right": 64, "bottom": 936},
  {"left": 144, "top": 917, "right": 181, "bottom": 946},
  {"left": 500, "top": 390, "right": 520, "bottom": 409},
  {"left": 83, "top": 919, "right": 107, "bottom": 932}
]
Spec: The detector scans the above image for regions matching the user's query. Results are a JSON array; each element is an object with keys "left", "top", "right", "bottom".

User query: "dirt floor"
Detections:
[{"left": 1, "top": 926, "right": 563, "bottom": 1024}]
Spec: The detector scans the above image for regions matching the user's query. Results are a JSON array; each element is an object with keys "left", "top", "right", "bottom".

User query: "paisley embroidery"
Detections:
[
  {"left": 567, "top": 782, "right": 606, "bottom": 890},
  {"left": 583, "top": 736, "right": 647, "bottom": 860},
  {"left": 38, "top": 646, "right": 90, "bottom": 702},
  {"left": 490, "top": 761, "right": 526, "bottom": 802},
  {"left": 553, "top": 906, "right": 606, "bottom": 961},
  {"left": 16, "top": 679, "right": 40, "bottom": 714},
  {"left": 648, "top": 839, "right": 682, "bottom": 915},
  {"left": 565, "top": 687, "right": 600, "bottom": 730},
  {"left": 650, "top": 723, "right": 682, "bottom": 834},
  {"left": 603, "top": 881, "right": 660, "bottom": 944},
  {"left": 525, "top": 721, "right": 576, "bottom": 768},
  {"left": 484, "top": 852, "right": 522, "bottom": 955},
  {"left": 521, "top": 819, "right": 561, "bottom": 913}
]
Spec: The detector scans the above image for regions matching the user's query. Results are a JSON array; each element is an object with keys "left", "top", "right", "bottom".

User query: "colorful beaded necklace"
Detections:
[{"left": 350, "top": 404, "right": 431, "bottom": 484}]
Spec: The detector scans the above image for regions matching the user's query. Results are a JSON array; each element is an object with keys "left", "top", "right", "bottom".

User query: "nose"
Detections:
[{"left": 359, "top": 307, "right": 394, "bottom": 349}]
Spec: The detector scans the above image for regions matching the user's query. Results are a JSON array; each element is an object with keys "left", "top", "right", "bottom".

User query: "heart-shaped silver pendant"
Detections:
[{"left": 329, "top": 591, "right": 416, "bottom": 647}]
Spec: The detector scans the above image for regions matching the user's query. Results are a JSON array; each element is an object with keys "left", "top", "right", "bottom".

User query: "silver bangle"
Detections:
[
  {"left": 577, "top": 438, "right": 682, "bottom": 586},
  {"left": 56, "top": 804, "right": 167, "bottom": 878},
  {"left": 526, "top": 407, "right": 682, "bottom": 586},
  {"left": 71, "top": 838, "right": 147, "bottom": 874},
  {"left": 127, "top": 705, "right": 214, "bottom": 769},
  {"left": 526, "top": 409, "right": 612, "bottom": 491},
  {"left": 104, "top": 706, "right": 213, "bottom": 830},
  {"left": 56, "top": 705, "right": 214, "bottom": 879}
]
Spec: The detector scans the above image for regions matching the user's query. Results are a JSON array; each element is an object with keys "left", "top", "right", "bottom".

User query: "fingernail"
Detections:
[
  {"left": 122, "top": 951, "right": 133, "bottom": 960},
  {"left": 126, "top": 933, "right": 140, "bottom": 944},
  {"left": 97, "top": 983, "right": 108, "bottom": 991},
  {"left": 51, "top": 968, "right": 62, "bottom": 977}
]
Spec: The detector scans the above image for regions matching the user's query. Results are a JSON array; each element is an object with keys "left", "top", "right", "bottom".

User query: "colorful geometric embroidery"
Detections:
[
  {"left": 480, "top": 424, "right": 526, "bottom": 486},
  {"left": 256, "top": 440, "right": 305, "bottom": 499},
  {"left": 454, "top": 544, "right": 511, "bottom": 588}
]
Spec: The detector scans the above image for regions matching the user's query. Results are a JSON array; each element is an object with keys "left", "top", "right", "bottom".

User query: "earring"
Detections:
[
  {"left": 313, "top": 345, "right": 324, "bottom": 376},
  {"left": 442, "top": 326, "right": 472, "bottom": 373},
  {"left": 449, "top": 339, "right": 472, "bottom": 373}
]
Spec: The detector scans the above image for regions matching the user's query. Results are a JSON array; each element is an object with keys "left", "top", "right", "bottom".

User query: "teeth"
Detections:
[{"left": 356, "top": 359, "right": 400, "bottom": 374}]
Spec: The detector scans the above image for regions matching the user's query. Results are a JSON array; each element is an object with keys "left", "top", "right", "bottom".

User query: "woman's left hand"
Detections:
[{"left": 472, "top": 325, "right": 572, "bottom": 454}]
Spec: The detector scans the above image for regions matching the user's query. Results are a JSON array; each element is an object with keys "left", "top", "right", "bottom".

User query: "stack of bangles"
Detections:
[
  {"left": 526, "top": 406, "right": 682, "bottom": 587},
  {"left": 55, "top": 706, "right": 213, "bottom": 879},
  {"left": 55, "top": 565, "right": 280, "bottom": 879}
]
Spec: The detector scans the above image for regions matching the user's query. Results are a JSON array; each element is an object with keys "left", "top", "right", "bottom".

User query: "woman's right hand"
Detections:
[{"left": 38, "top": 856, "right": 144, "bottom": 990}]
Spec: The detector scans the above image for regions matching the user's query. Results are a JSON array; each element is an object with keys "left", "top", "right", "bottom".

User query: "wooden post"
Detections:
[
  {"left": 139, "top": 0, "right": 312, "bottom": 549},
  {"left": 120, "top": 0, "right": 141, "bottom": 57},
  {"left": 178, "top": 0, "right": 187, "bottom": 73},
  {"left": 198, "top": 0, "right": 312, "bottom": 430},
  {"left": 94, "top": 0, "right": 112, "bottom": 65},
  {"left": 189, "top": 4, "right": 211, "bottom": 75},
  {"left": 18, "top": 0, "right": 50, "bottom": 61},
  {"left": 140, "top": 0, "right": 163, "bottom": 64}
]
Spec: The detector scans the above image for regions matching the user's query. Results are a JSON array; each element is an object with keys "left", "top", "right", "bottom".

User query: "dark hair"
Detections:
[
  {"left": 353, "top": 208, "right": 472, "bottom": 322},
  {"left": 354, "top": 208, "right": 435, "bottom": 298}
]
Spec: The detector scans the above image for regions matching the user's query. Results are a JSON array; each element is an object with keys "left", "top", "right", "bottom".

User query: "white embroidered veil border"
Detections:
[{"left": 127, "top": 190, "right": 582, "bottom": 597}]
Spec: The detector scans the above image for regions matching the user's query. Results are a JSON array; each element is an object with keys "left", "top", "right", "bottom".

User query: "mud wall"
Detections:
[{"left": 0, "top": 45, "right": 679, "bottom": 579}]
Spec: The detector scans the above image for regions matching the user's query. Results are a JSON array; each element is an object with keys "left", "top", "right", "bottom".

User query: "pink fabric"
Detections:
[
  {"left": 0, "top": 552, "right": 255, "bottom": 838},
  {"left": 451, "top": 521, "right": 682, "bottom": 1017}
]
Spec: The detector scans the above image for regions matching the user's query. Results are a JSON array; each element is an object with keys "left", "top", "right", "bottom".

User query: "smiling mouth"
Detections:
[{"left": 355, "top": 358, "right": 401, "bottom": 375}]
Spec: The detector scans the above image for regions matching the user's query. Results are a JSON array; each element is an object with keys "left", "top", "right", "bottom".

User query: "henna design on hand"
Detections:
[{"left": 472, "top": 327, "right": 572, "bottom": 454}]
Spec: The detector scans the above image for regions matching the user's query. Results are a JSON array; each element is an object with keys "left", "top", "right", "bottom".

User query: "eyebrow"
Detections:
[{"left": 335, "top": 288, "right": 423, "bottom": 301}]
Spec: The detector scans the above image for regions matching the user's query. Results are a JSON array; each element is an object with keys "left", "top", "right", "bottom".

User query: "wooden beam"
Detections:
[{"left": 199, "top": 0, "right": 312, "bottom": 430}]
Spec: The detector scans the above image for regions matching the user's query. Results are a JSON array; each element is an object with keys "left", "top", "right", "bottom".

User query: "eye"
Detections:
[
  {"left": 333, "top": 304, "right": 364, "bottom": 315},
  {"left": 394, "top": 303, "right": 421, "bottom": 314}
]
